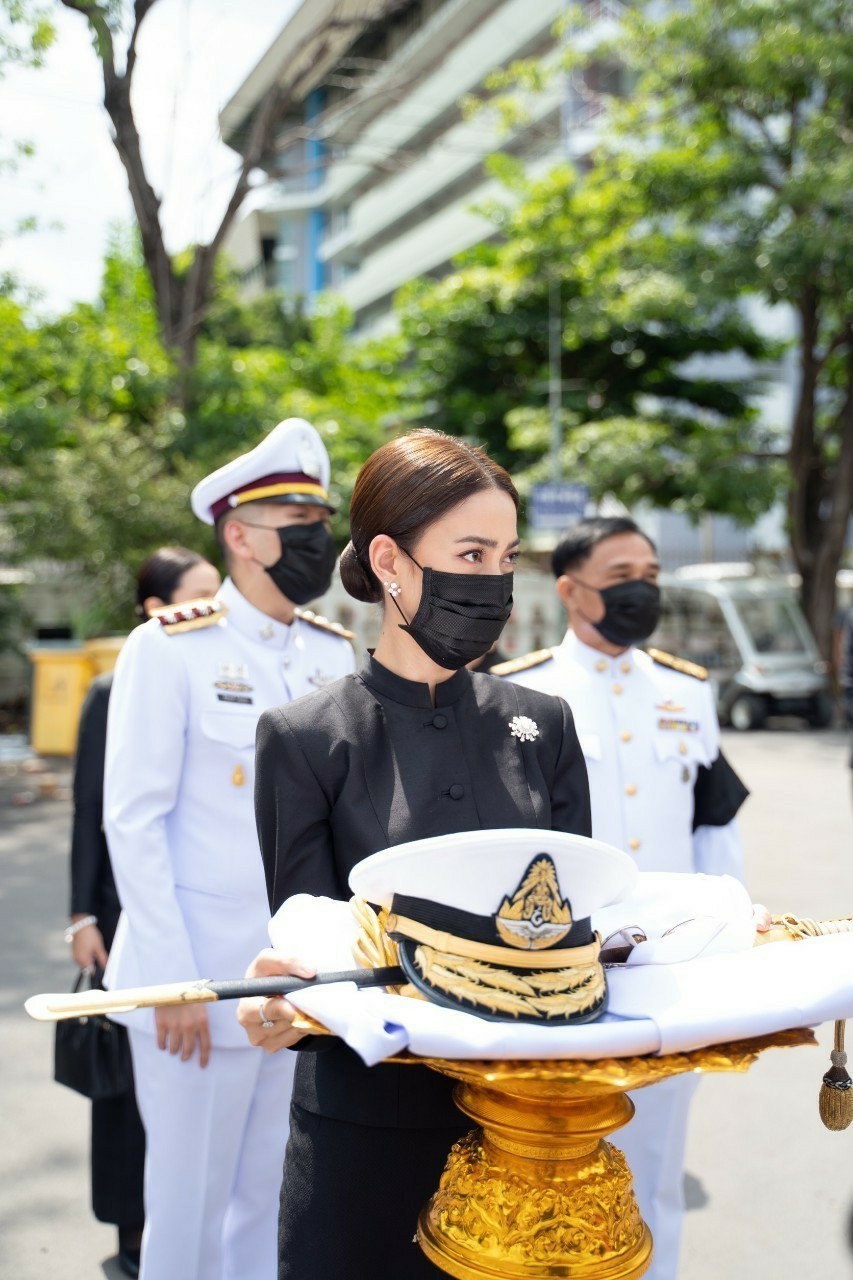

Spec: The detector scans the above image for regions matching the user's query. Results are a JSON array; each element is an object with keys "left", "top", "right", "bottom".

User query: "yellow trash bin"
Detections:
[
  {"left": 83, "top": 635, "right": 126, "bottom": 676},
  {"left": 27, "top": 646, "right": 95, "bottom": 758}
]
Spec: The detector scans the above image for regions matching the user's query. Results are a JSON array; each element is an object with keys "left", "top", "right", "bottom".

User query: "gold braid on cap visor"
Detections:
[
  {"left": 385, "top": 913, "right": 602, "bottom": 969},
  {"left": 411, "top": 944, "right": 605, "bottom": 1020}
]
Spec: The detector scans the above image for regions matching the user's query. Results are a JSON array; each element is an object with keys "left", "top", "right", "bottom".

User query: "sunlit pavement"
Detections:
[{"left": 681, "top": 725, "right": 853, "bottom": 1279}]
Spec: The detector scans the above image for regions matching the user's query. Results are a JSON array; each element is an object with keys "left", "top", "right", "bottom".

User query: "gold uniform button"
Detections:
[
  {"left": 620, "top": 662, "right": 631, "bottom": 674},
  {"left": 232, "top": 764, "right": 246, "bottom": 787},
  {"left": 678, "top": 741, "right": 688, "bottom": 755},
  {"left": 629, "top": 838, "right": 641, "bottom": 852},
  {"left": 620, "top": 730, "right": 632, "bottom": 743},
  {"left": 612, "top": 683, "right": 623, "bottom": 695},
  {"left": 596, "top": 659, "right": 608, "bottom": 672},
  {"left": 625, "top": 784, "right": 637, "bottom": 796}
]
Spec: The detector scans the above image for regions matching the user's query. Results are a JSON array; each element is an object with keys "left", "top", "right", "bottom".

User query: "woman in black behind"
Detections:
[
  {"left": 67, "top": 546, "right": 220, "bottom": 1278},
  {"left": 238, "top": 430, "right": 591, "bottom": 1279}
]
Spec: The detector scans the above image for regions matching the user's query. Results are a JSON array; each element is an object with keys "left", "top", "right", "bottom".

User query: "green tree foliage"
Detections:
[
  {"left": 0, "top": 0, "right": 55, "bottom": 288},
  {"left": 474, "top": 0, "right": 853, "bottom": 653},
  {"left": 601, "top": 0, "right": 853, "bottom": 653},
  {"left": 398, "top": 160, "right": 782, "bottom": 520},
  {"left": 0, "top": 0, "right": 54, "bottom": 175},
  {"left": 0, "top": 1, "right": 53, "bottom": 82},
  {"left": 1, "top": 235, "right": 403, "bottom": 632}
]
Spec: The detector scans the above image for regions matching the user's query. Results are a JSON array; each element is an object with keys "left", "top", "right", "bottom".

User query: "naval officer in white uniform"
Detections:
[
  {"left": 494, "top": 515, "right": 748, "bottom": 1280},
  {"left": 104, "top": 419, "right": 355, "bottom": 1280}
]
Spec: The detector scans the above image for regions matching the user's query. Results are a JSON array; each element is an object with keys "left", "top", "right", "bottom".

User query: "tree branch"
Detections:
[
  {"left": 61, "top": 0, "right": 413, "bottom": 374},
  {"left": 127, "top": 0, "right": 157, "bottom": 79},
  {"left": 58, "top": 0, "right": 116, "bottom": 76}
]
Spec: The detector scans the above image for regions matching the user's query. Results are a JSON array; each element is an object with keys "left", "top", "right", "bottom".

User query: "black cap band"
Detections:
[{"left": 389, "top": 892, "right": 593, "bottom": 951}]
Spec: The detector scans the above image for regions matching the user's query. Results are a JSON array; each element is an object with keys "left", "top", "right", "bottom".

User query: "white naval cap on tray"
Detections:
[
  {"left": 347, "top": 828, "right": 637, "bottom": 919},
  {"left": 269, "top": 865, "right": 853, "bottom": 1065}
]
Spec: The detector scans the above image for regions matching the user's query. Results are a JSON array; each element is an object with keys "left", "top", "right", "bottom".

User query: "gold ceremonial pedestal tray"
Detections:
[{"left": 404, "top": 1028, "right": 814, "bottom": 1280}]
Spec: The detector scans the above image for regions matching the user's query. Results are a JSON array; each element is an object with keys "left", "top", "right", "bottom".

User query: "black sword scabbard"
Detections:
[{"left": 209, "top": 966, "right": 405, "bottom": 1001}]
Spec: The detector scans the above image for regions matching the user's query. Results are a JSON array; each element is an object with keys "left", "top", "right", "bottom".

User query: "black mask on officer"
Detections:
[
  {"left": 577, "top": 578, "right": 661, "bottom": 648},
  {"left": 391, "top": 553, "right": 514, "bottom": 670},
  {"left": 264, "top": 520, "right": 338, "bottom": 606}
]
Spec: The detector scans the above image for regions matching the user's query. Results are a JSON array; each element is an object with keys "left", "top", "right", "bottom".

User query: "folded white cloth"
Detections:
[
  {"left": 606, "top": 931, "right": 853, "bottom": 1055},
  {"left": 268, "top": 893, "right": 360, "bottom": 971},
  {"left": 268, "top": 874, "right": 853, "bottom": 1066},
  {"left": 595, "top": 872, "right": 756, "bottom": 966},
  {"left": 288, "top": 984, "right": 662, "bottom": 1066}
]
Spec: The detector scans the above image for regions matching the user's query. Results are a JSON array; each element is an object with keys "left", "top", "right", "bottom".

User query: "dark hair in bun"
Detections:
[
  {"left": 135, "top": 546, "right": 207, "bottom": 616},
  {"left": 339, "top": 429, "right": 519, "bottom": 605},
  {"left": 339, "top": 540, "right": 381, "bottom": 604}
]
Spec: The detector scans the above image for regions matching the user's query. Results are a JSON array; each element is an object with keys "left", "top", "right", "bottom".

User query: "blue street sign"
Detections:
[{"left": 528, "top": 482, "right": 590, "bottom": 531}]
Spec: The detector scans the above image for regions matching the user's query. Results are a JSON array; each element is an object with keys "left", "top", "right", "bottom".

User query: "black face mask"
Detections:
[
  {"left": 264, "top": 521, "right": 338, "bottom": 606},
  {"left": 393, "top": 555, "right": 514, "bottom": 670},
  {"left": 583, "top": 578, "right": 662, "bottom": 647}
]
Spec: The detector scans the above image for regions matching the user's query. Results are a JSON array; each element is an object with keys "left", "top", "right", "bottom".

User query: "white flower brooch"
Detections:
[{"left": 509, "top": 715, "right": 539, "bottom": 743}]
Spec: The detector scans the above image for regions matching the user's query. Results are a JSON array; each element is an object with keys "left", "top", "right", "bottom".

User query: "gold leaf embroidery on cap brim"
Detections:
[
  {"left": 414, "top": 945, "right": 604, "bottom": 1020},
  {"left": 349, "top": 897, "right": 401, "bottom": 981}
]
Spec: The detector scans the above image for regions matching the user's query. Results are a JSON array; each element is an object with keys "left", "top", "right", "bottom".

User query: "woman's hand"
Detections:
[
  {"left": 70, "top": 921, "right": 108, "bottom": 973},
  {"left": 237, "top": 949, "right": 317, "bottom": 1053},
  {"left": 155, "top": 1006, "right": 212, "bottom": 1067}
]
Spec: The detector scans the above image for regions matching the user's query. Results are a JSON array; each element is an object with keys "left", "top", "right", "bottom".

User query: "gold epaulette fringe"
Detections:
[
  {"left": 150, "top": 598, "right": 227, "bottom": 636},
  {"left": 296, "top": 608, "right": 355, "bottom": 641},
  {"left": 490, "top": 648, "right": 554, "bottom": 677},
  {"left": 645, "top": 647, "right": 708, "bottom": 681}
]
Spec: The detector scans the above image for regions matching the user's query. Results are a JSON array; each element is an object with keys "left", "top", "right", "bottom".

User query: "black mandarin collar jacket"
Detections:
[
  {"left": 256, "top": 653, "right": 591, "bottom": 912},
  {"left": 253, "top": 653, "right": 591, "bottom": 1128}
]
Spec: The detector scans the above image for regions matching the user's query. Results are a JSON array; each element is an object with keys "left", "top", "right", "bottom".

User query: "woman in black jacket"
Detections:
[
  {"left": 67, "top": 546, "right": 220, "bottom": 1278},
  {"left": 238, "top": 430, "right": 591, "bottom": 1279}
]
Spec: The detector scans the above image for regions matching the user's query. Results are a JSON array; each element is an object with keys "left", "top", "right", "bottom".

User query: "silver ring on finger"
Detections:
[{"left": 260, "top": 999, "right": 275, "bottom": 1031}]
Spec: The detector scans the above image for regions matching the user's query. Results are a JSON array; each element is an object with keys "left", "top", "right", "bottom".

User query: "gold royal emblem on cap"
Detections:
[{"left": 495, "top": 856, "right": 573, "bottom": 951}]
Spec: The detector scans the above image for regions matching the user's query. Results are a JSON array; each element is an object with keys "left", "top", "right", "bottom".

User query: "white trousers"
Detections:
[
  {"left": 129, "top": 1029, "right": 295, "bottom": 1280},
  {"left": 616, "top": 1074, "right": 699, "bottom": 1280}
]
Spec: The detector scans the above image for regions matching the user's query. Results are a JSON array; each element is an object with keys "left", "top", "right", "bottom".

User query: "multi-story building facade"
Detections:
[{"left": 220, "top": 0, "right": 615, "bottom": 330}]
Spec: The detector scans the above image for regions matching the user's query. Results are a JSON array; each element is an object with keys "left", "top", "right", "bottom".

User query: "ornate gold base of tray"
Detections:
[{"left": 410, "top": 1028, "right": 815, "bottom": 1279}]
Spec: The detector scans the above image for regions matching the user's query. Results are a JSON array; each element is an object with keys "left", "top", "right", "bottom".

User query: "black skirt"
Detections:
[
  {"left": 90, "top": 1044, "right": 146, "bottom": 1227},
  {"left": 279, "top": 1103, "right": 466, "bottom": 1280}
]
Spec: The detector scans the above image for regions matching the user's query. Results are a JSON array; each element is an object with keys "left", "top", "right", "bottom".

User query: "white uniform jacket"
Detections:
[
  {"left": 104, "top": 578, "right": 356, "bottom": 1045},
  {"left": 500, "top": 631, "right": 746, "bottom": 879}
]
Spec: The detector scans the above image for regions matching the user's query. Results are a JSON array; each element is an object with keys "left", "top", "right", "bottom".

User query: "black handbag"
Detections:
[{"left": 53, "top": 969, "right": 134, "bottom": 1101}]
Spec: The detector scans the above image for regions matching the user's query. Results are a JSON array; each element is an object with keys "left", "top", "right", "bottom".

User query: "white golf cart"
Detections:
[{"left": 651, "top": 564, "right": 832, "bottom": 730}]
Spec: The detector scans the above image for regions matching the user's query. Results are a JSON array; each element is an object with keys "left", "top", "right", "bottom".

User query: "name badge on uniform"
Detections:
[
  {"left": 214, "top": 661, "right": 253, "bottom": 701},
  {"left": 658, "top": 717, "right": 699, "bottom": 733}
]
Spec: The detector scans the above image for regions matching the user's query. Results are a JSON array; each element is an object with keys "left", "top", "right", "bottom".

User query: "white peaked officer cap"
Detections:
[
  {"left": 190, "top": 418, "right": 334, "bottom": 525},
  {"left": 349, "top": 829, "right": 637, "bottom": 1026}
]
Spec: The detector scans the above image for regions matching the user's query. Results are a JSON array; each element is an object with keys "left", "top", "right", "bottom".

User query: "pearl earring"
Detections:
[{"left": 384, "top": 581, "right": 402, "bottom": 599}]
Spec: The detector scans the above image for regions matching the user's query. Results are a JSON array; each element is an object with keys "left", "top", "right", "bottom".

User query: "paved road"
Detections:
[
  {"left": 1, "top": 727, "right": 852, "bottom": 1279},
  {"left": 681, "top": 726, "right": 853, "bottom": 1278},
  {"left": 0, "top": 759, "right": 126, "bottom": 1279}
]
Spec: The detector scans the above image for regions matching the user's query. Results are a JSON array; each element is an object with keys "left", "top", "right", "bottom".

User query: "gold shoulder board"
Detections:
[
  {"left": 296, "top": 608, "right": 355, "bottom": 641},
  {"left": 150, "top": 598, "right": 228, "bottom": 636},
  {"left": 645, "top": 647, "right": 708, "bottom": 681},
  {"left": 490, "top": 648, "right": 555, "bottom": 678}
]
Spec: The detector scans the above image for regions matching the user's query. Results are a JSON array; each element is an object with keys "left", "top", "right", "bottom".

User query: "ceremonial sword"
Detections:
[{"left": 25, "top": 967, "right": 406, "bottom": 1022}]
